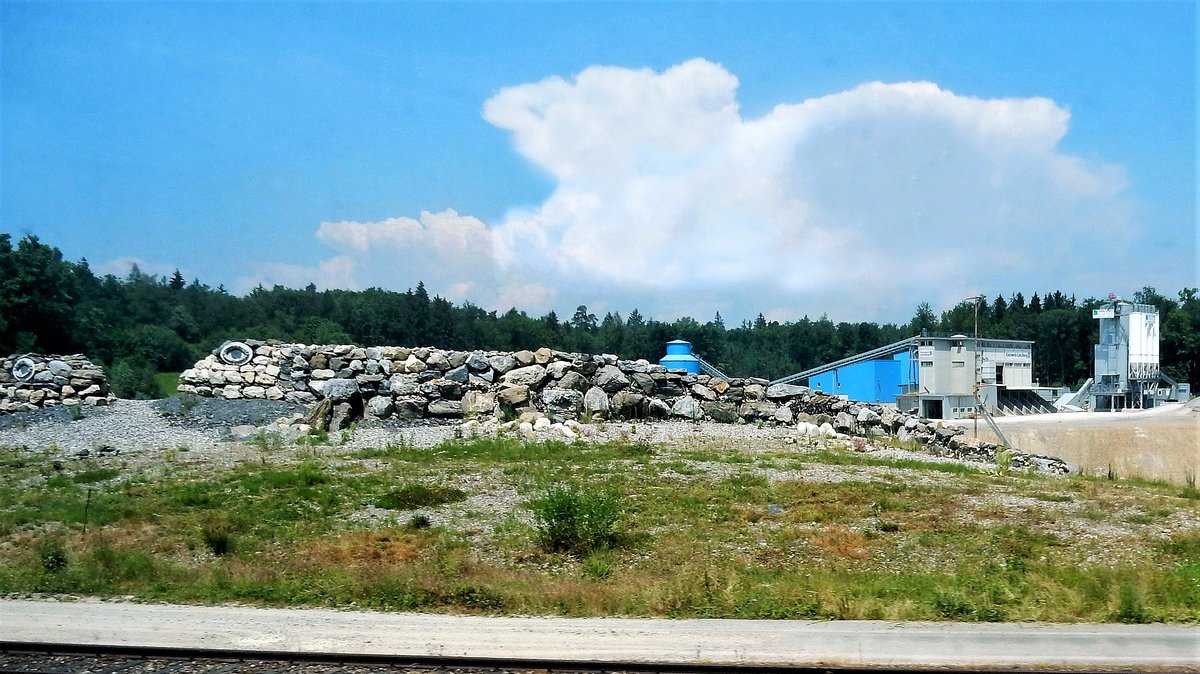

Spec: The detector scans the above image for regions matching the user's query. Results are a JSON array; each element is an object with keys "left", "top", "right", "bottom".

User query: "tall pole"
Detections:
[{"left": 967, "top": 295, "right": 983, "bottom": 439}]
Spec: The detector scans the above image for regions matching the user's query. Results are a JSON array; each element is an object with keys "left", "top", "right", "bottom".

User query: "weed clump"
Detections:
[
  {"left": 37, "top": 538, "right": 68, "bottom": 572},
  {"left": 1115, "top": 585, "right": 1149, "bottom": 624},
  {"left": 530, "top": 484, "right": 621, "bottom": 555},
  {"left": 375, "top": 483, "right": 467, "bottom": 510},
  {"left": 201, "top": 522, "right": 234, "bottom": 556}
]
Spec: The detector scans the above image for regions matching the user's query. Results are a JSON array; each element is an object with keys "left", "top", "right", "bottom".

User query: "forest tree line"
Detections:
[{"left": 2, "top": 234, "right": 1197, "bottom": 399}]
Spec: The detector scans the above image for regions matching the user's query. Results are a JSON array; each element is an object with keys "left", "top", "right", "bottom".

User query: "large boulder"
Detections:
[
  {"left": 670, "top": 397, "right": 704, "bottom": 420},
  {"left": 428, "top": 399, "right": 464, "bottom": 418},
  {"left": 497, "top": 384, "right": 531, "bottom": 407},
  {"left": 766, "top": 383, "right": 807, "bottom": 400},
  {"left": 321, "top": 378, "right": 360, "bottom": 402},
  {"left": 556, "top": 370, "right": 588, "bottom": 391},
  {"left": 583, "top": 387, "right": 610, "bottom": 418},
  {"left": 542, "top": 388, "right": 583, "bottom": 418},
  {"left": 610, "top": 390, "right": 647, "bottom": 419},
  {"left": 594, "top": 365, "right": 630, "bottom": 394},
  {"left": 488, "top": 354, "right": 517, "bottom": 374},
  {"left": 502, "top": 365, "right": 548, "bottom": 388},
  {"left": 366, "top": 396, "right": 395, "bottom": 419},
  {"left": 702, "top": 401, "right": 739, "bottom": 423}
]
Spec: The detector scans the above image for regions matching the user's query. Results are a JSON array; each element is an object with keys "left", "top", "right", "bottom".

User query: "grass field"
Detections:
[{"left": 1, "top": 432, "right": 1197, "bottom": 623}]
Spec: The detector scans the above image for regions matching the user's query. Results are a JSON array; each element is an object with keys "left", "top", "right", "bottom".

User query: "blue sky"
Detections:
[{"left": 1, "top": 1, "right": 1195, "bottom": 324}]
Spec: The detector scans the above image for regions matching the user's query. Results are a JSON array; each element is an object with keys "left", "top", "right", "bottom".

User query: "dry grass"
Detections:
[{"left": 1, "top": 434, "right": 1198, "bottom": 622}]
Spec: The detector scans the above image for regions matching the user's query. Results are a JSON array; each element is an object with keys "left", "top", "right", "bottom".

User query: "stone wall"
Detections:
[
  {"left": 0, "top": 354, "right": 112, "bottom": 413},
  {"left": 180, "top": 340, "right": 1068, "bottom": 473}
]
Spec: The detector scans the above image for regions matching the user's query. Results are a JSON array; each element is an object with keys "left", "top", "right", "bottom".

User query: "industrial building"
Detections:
[
  {"left": 774, "top": 334, "right": 1054, "bottom": 420},
  {"left": 1083, "top": 299, "right": 1188, "bottom": 410},
  {"left": 774, "top": 295, "right": 1192, "bottom": 419}
]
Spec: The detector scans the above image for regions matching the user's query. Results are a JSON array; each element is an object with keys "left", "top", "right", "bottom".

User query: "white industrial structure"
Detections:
[{"left": 1090, "top": 298, "right": 1164, "bottom": 410}]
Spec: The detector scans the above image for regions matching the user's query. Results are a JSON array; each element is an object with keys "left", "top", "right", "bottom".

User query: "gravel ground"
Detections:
[{"left": 0, "top": 397, "right": 1001, "bottom": 475}]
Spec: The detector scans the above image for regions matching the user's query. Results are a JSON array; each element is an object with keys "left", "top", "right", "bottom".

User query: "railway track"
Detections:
[{"left": 0, "top": 643, "right": 1154, "bottom": 674}]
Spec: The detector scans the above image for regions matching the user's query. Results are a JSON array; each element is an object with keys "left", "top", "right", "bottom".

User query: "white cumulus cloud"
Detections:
[{"left": 254, "top": 58, "right": 1157, "bottom": 322}]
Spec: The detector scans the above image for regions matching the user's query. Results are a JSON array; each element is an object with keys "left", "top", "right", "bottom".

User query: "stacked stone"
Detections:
[
  {"left": 0, "top": 354, "right": 112, "bottom": 413},
  {"left": 177, "top": 340, "right": 1068, "bottom": 474}
]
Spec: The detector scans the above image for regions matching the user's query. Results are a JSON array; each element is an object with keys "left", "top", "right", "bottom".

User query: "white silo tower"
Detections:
[{"left": 1091, "top": 297, "right": 1160, "bottom": 410}]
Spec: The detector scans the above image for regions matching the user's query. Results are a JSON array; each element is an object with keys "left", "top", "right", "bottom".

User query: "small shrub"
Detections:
[
  {"left": 876, "top": 521, "right": 901, "bottom": 533},
  {"left": 178, "top": 393, "right": 201, "bottom": 416},
  {"left": 201, "top": 522, "right": 234, "bottom": 556},
  {"left": 582, "top": 551, "right": 614, "bottom": 579},
  {"left": 38, "top": 538, "right": 69, "bottom": 572},
  {"left": 67, "top": 405, "right": 85, "bottom": 421},
  {"left": 376, "top": 483, "right": 467, "bottom": 510},
  {"left": 407, "top": 513, "right": 432, "bottom": 530},
  {"left": 1115, "top": 585, "right": 1149, "bottom": 624},
  {"left": 530, "top": 484, "right": 621, "bottom": 555}
]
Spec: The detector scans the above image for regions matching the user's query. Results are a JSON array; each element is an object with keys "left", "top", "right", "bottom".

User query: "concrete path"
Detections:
[{"left": 2, "top": 600, "right": 1197, "bottom": 670}]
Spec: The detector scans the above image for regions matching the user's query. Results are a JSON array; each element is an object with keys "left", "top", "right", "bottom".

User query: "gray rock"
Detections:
[
  {"left": 670, "top": 397, "right": 704, "bottom": 420},
  {"left": 594, "top": 365, "right": 630, "bottom": 394},
  {"left": 542, "top": 388, "right": 583, "bottom": 417},
  {"left": 630, "top": 372, "right": 657, "bottom": 395},
  {"left": 857, "top": 408, "right": 881, "bottom": 425},
  {"left": 834, "top": 412, "right": 855, "bottom": 432},
  {"left": 497, "top": 385, "right": 531, "bottom": 407},
  {"left": 583, "top": 387, "right": 610, "bottom": 417},
  {"left": 426, "top": 351, "right": 451, "bottom": 371},
  {"left": 488, "top": 354, "right": 517, "bottom": 374},
  {"left": 765, "top": 383, "right": 807, "bottom": 400},
  {"left": 701, "top": 401, "right": 739, "bottom": 423},
  {"left": 501, "top": 364, "right": 548, "bottom": 388},
  {"left": 321, "top": 378, "right": 361, "bottom": 402},
  {"left": 466, "top": 352, "right": 491, "bottom": 372},
  {"left": 47, "top": 360, "right": 73, "bottom": 377},
  {"left": 546, "top": 361, "right": 573, "bottom": 380},
  {"left": 647, "top": 397, "right": 671, "bottom": 418},
  {"left": 557, "top": 370, "right": 589, "bottom": 391},
  {"left": 230, "top": 425, "right": 259, "bottom": 441},
  {"left": 366, "top": 396, "right": 395, "bottom": 419},
  {"left": 744, "top": 384, "right": 766, "bottom": 400},
  {"left": 388, "top": 374, "right": 420, "bottom": 396},
  {"left": 330, "top": 402, "right": 357, "bottom": 430},
  {"left": 773, "top": 405, "right": 795, "bottom": 424},
  {"left": 691, "top": 383, "right": 717, "bottom": 401},
  {"left": 512, "top": 350, "right": 537, "bottom": 367},
  {"left": 444, "top": 365, "right": 469, "bottom": 383},
  {"left": 393, "top": 396, "right": 426, "bottom": 420},
  {"left": 462, "top": 390, "right": 496, "bottom": 415},
  {"left": 427, "top": 399, "right": 464, "bottom": 418},
  {"left": 610, "top": 390, "right": 646, "bottom": 419},
  {"left": 738, "top": 401, "right": 777, "bottom": 419}
]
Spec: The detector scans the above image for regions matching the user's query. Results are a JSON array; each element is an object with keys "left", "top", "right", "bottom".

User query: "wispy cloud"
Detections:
[{"left": 246, "top": 58, "right": 1142, "bottom": 321}]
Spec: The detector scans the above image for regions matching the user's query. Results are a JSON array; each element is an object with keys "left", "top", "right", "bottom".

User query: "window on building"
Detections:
[
  {"left": 952, "top": 361, "right": 965, "bottom": 368},
  {"left": 920, "top": 361, "right": 933, "bottom": 367}
]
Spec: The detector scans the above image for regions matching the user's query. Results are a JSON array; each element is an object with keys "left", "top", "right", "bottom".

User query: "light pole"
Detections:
[{"left": 966, "top": 295, "right": 984, "bottom": 438}]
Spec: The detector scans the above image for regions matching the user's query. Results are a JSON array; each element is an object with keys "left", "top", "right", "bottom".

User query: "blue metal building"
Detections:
[{"left": 808, "top": 352, "right": 912, "bottom": 403}]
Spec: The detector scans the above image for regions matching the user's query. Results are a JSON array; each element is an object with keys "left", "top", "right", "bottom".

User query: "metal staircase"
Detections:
[
  {"left": 696, "top": 355, "right": 731, "bottom": 381},
  {"left": 770, "top": 337, "right": 917, "bottom": 386}
]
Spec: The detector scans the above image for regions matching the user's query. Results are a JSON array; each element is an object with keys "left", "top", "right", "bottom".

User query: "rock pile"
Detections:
[
  {"left": 0, "top": 353, "right": 113, "bottom": 413},
  {"left": 178, "top": 340, "right": 1068, "bottom": 473}
]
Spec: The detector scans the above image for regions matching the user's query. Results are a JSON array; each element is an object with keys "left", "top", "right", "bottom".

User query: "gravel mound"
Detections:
[
  {"left": 0, "top": 400, "right": 226, "bottom": 456},
  {"left": 153, "top": 396, "right": 307, "bottom": 429}
]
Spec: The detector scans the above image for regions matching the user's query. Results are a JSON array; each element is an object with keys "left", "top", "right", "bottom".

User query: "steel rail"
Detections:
[{"left": 0, "top": 641, "right": 1173, "bottom": 674}]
